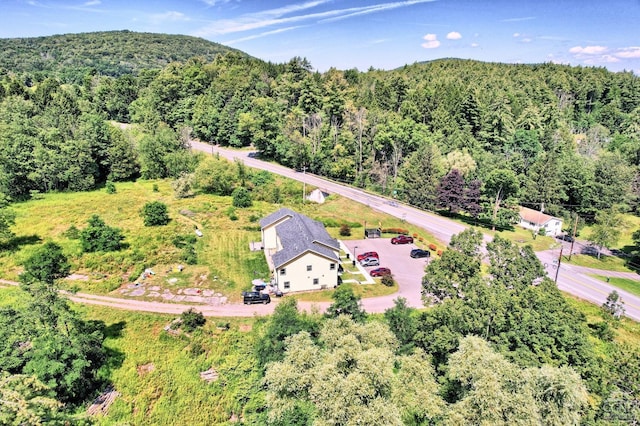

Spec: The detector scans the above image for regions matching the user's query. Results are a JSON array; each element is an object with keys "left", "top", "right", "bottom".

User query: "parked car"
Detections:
[
  {"left": 555, "top": 234, "right": 574, "bottom": 242},
  {"left": 410, "top": 249, "right": 431, "bottom": 258},
  {"left": 360, "top": 257, "right": 380, "bottom": 267},
  {"left": 391, "top": 235, "right": 414, "bottom": 244},
  {"left": 242, "top": 291, "right": 271, "bottom": 305},
  {"left": 370, "top": 267, "right": 391, "bottom": 277},
  {"left": 357, "top": 251, "right": 379, "bottom": 261}
]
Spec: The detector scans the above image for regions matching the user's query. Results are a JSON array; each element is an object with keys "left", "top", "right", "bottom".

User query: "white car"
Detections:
[{"left": 360, "top": 257, "right": 380, "bottom": 267}]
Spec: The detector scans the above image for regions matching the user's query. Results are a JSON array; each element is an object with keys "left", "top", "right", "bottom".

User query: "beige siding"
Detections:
[
  {"left": 274, "top": 252, "right": 339, "bottom": 293},
  {"left": 262, "top": 226, "right": 279, "bottom": 250}
]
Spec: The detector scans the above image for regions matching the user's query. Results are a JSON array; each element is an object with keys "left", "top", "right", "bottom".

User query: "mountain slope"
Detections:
[{"left": 0, "top": 30, "right": 248, "bottom": 82}]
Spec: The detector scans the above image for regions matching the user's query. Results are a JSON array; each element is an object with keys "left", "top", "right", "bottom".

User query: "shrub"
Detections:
[
  {"left": 428, "top": 243, "right": 437, "bottom": 251},
  {"left": 381, "top": 274, "right": 394, "bottom": 287},
  {"left": 232, "top": 187, "right": 252, "bottom": 208},
  {"left": 80, "top": 215, "right": 125, "bottom": 252},
  {"left": 437, "top": 250, "right": 443, "bottom": 256},
  {"left": 63, "top": 225, "right": 80, "bottom": 239},
  {"left": 181, "top": 308, "right": 206, "bottom": 332},
  {"left": 339, "top": 224, "right": 351, "bottom": 236},
  {"left": 105, "top": 181, "right": 116, "bottom": 194},
  {"left": 152, "top": 183, "right": 159, "bottom": 192},
  {"left": 140, "top": 201, "right": 170, "bottom": 226}
]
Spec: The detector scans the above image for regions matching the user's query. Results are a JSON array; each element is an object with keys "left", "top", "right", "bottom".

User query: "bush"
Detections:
[
  {"left": 339, "top": 224, "right": 351, "bottom": 236},
  {"left": 381, "top": 274, "right": 395, "bottom": 287},
  {"left": 180, "top": 308, "right": 206, "bottom": 332},
  {"left": 105, "top": 181, "right": 116, "bottom": 194},
  {"left": 140, "top": 201, "right": 170, "bottom": 226},
  {"left": 63, "top": 225, "right": 80, "bottom": 239},
  {"left": 80, "top": 215, "right": 125, "bottom": 252},
  {"left": 428, "top": 243, "right": 437, "bottom": 251},
  {"left": 152, "top": 183, "right": 159, "bottom": 192},
  {"left": 232, "top": 187, "right": 252, "bottom": 208}
]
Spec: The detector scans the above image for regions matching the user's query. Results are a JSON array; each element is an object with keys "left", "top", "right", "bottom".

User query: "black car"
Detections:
[
  {"left": 410, "top": 249, "right": 430, "bottom": 258},
  {"left": 556, "top": 234, "right": 574, "bottom": 242},
  {"left": 242, "top": 291, "right": 271, "bottom": 305}
]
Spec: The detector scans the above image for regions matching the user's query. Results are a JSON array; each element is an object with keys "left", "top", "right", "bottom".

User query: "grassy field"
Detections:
[{"left": 0, "top": 177, "right": 440, "bottom": 303}]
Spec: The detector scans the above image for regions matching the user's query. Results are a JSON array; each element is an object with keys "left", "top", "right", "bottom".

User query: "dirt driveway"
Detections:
[{"left": 342, "top": 238, "right": 431, "bottom": 308}]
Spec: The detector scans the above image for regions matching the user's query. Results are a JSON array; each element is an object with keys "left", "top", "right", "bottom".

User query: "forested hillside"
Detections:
[
  {"left": 0, "top": 30, "right": 247, "bottom": 83},
  {"left": 1, "top": 32, "right": 640, "bottom": 423},
  {"left": 1, "top": 39, "right": 639, "bottom": 231}
]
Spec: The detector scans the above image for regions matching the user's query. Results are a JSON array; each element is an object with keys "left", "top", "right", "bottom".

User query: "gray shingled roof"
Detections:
[{"left": 262, "top": 208, "right": 339, "bottom": 269}]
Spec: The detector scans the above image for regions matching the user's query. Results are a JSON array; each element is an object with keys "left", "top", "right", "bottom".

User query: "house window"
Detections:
[
  {"left": 313, "top": 278, "right": 319, "bottom": 285},
  {"left": 284, "top": 281, "right": 290, "bottom": 289},
  {"left": 330, "top": 263, "right": 336, "bottom": 270},
  {"left": 307, "top": 265, "right": 312, "bottom": 271},
  {"left": 280, "top": 268, "right": 286, "bottom": 275}
]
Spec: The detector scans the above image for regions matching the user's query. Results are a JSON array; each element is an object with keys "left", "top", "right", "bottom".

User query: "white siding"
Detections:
[{"left": 274, "top": 252, "right": 338, "bottom": 293}]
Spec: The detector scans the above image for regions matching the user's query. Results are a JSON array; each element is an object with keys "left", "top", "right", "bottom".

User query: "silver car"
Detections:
[{"left": 360, "top": 257, "right": 380, "bottom": 267}]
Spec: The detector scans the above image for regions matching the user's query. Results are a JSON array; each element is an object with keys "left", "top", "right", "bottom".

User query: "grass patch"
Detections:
[
  {"left": 290, "top": 282, "right": 398, "bottom": 303},
  {"left": 591, "top": 275, "right": 640, "bottom": 298},
  {"left": 75, "top": 304, "right": 266, "bottom": 425},
  {"left": 563, "top": 254, "right": 634, "bottom": 272},
  {"left": 0, "top": 176, "right": 442, "bottom": 303}
]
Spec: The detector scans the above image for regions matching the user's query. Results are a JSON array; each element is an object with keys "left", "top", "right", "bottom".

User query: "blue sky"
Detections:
[{"left": 2, "top": 0, "right": 639, "bottom": 73}]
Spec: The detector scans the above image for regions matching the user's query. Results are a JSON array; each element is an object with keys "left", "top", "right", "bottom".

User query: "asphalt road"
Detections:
[{"left": 195, "top": 142, "right": 640, "bottom": 322}]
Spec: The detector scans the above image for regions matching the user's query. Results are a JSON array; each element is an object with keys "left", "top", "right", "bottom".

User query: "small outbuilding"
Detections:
[{"left": 306, "top": 188, "right": 329, "bottom": 204}]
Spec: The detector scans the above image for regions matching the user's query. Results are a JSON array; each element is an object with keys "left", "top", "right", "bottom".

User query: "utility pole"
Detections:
[
  {"left": 302, "top": 166, "right": 306, "bottom": 202},
  {"left": 554, "top": 246, "right": 563, "bottom": 285},
  {"left": 568, "top": 215, "right": 578, "bottom": 261}
]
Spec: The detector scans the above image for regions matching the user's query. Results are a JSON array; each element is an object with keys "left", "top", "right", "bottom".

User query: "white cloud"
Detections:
[
  {"left": 421, "top": 33, "right": 440, "bottom": 49},
  {"left": 513, "top": 32, "right": 520, "bottom": 38},
  {"left": 195, "top": 0, "right": 436, "bottom": 37},
  {"left": 446, "top": 31, "right": 462, "bottom": 40},
  {"left": 84, "top": 0, "right": 101, "bottom": 5},
  {"left": 521, "top": 38, "right": 532, "bottom": 43},
  {"left": 471, "top": 42, "right": 479, "bottom": 48},
  {"left": 501, "top": 16, "right": 535, "bottom": 22},
  {"left": 601, "top": 55, "right": 621, "bottom": 63},
  {"left": 569, "top": 45, "right": 608, "bottom": 55},
  {"left": 150, "top": 11, "right": 190, "bottom": 23},
  {"left": 615, "top": 46, "right": 640, "bottom": 58}
]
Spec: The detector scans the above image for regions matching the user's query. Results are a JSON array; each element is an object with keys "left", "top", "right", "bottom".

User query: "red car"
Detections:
[
  {"left": 357, "top": 251, "right": 379, "bottom": 261},
  {"left": 370, "top": 267, "right": 391, "bottom": 277},
  {"left": 391, "top": 235, "right": 413, "bottom": 244}
]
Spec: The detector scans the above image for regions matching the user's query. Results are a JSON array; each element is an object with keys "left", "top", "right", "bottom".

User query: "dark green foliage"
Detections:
[
  {"left": 179, "top": 308, "right": 206, "bottom": 332},
  {"left": 384, "top": 298, "right": 417, "bottom": 354},
  {"left": 0, "top": 194, "right": 16, "bottom": 241},
  {"left": 140, "top": 201, "right": 170, "bottom": 226},
  {"left": 381, "top": 274, "right": 394, "bottom": 287},
  {"left": 20, "top": 242, "right": 70, "bottom": 286},
  {"left": 105, "top": 181, "right": 116, "bottom": 194},
  {"left": 231, "top": 187, "right": 252, "bottom": 208},
  {"left": 339, "top": 224, "right": 351, "bottom": 236},
  {"left": 62, "top": 225, "right": 80, "bottom": 240},
  {"left": 0, "top": 31, "right": 246, "bottom": 83},
  {"left": 255, "top": 298, "right": 318, "bottom": 367},
  {"left": 325, "top": 286, "right": 367, "bottom": 323},
  {"left": 436, "top": 169, "right": 465, "bottom": 213},
  {"left": 2, "top": 244, "right": 107, "bottom": 405},
  {"left": 80, "top": 215, "right": 124, "bottom": 252}
]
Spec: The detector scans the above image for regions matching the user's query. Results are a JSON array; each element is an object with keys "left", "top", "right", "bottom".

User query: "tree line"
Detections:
[{"left": 2, "top": 44, "right": 639, "bottom": 230}]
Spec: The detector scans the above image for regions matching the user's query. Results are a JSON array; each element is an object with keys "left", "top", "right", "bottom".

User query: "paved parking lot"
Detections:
[{"left": 342, "top": 238, "right": 431, "bottom": 308}]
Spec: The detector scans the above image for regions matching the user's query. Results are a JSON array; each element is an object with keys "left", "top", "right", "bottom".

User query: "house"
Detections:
[
  {"left": 518, "top": 206, "right": 563, "bottom": 236},
  {"left": 260, "top": 208, "right": 340, "bottom": 293}
]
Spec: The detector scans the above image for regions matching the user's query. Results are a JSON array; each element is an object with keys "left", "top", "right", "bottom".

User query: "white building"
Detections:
[
  {"left": 260, "top": 208, "right": 340, "bottom": 293},
  {"left": 518, "top": 206, "right": 563, "bottom": 236}
]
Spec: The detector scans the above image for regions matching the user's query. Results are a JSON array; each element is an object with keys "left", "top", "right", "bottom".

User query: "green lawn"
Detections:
[
  {"left": 563, "top": 253, "right": 635, "bottom": 272},
  {"left": 591, "top": 275, "right": 640, "bottom": 298}
]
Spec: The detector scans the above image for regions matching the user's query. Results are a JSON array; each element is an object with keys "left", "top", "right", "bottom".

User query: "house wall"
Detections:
[
  {"left": 262, "top": 226, "right": 279, "bottom": 250},
  {"left": 274, "top": 252, "right": 339, "bottom": 293},
  {"left": 519, "top": 218, "right": 563, "bottom": 236}
]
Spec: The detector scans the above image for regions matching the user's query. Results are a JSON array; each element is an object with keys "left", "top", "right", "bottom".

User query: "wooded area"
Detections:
[{"left": 0, "top": 31, "right": 639, "bottom": 423}]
